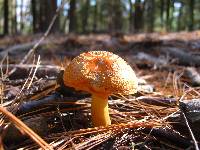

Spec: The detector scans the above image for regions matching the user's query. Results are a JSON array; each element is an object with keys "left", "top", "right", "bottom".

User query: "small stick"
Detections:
[{"left": 0, "top": 107, "right": 53, "bottom": 150}]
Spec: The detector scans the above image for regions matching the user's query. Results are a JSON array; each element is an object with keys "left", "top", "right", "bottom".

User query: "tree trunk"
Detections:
[
  {"left": 169, "top": 1, "right": 174, "bottom": 31},
  {"left": 49, "top": 0, "right": 59, "bottom": 32},
  {"left": 128, "top": 0, "right": 133, "bottom": 32},
  {"left": 13, "top": 0, "right": 17, "bottom": 34},
  {"left": 68, "top": 0, "right": 77, "bottom": 33},
  {"left": 145, "top": 0, "right": 155, "bottom": 32},
  {"left": 20, "top": 0, "right": 24, "bottom": 33},
  {"left": 188, "top": 0, "right": 194, "bottom": 31},
  {"left": 38, "top": 0, "right": 58, "bottom": 33},
  {"left": 99, "top": 1, "right": 105, "bottom": 32},
  {"left": 108, "top": 0, "right": 123, "bottom": 33},
  {"left": 3, "top": 0, "right": 9, "bottom": 35},
  {"left": 93, "top": 0, "right": 98, "bottom": 32},
  {"left": 160, "top": 0, "right": 164, "bottom": 28},
  {"left": 31, "top": 0, "right": 38, "bottom": 33},
  {"left": 39, "top": 1, "right": 46, "bottom": 32},
  {"left": 166, "top": 0, "right": 170, "bottom": 31},
  {"left": 82, "top": 0, "right": 90, "bottom": 33},
  {"left": 11, "top": 0, "right": 17, "bottom": 34},
  {"left": 134, "top": 0, "right": 144, "bottom": 33},
  {"left": 113, "top": 0, "right": 123, "bottom": 32}
]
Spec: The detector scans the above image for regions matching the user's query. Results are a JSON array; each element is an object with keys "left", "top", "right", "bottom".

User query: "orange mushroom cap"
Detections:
[{"left": 63, "top": 51, "right": 138, "bottom": 96}]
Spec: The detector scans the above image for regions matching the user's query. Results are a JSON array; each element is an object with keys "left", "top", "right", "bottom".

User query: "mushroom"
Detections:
[{"left": 63, "top": 51, "right": 138, "bottom": 126}]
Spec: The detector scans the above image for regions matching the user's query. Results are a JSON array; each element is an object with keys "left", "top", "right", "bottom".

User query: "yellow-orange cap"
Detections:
[{"left": 63, "top": 51, "right": 138, "bottom": 96}]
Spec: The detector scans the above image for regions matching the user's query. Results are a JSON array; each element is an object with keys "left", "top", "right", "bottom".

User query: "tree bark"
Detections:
[
  {"left": 12, "top": 0, "right": 17, "bottom": 34},
  {"left": 31, "top": 0, "right": 38, "bottom": 33},
  {"left": 177, "top": 3, "right": 183, "bottom": 31},
  {"left": 145, "top": 0, "right": 155, "bottom": 32},
  {"left": 38, "top": 0, "right": 58, "bottom": 33},
  {"left": 3, "top": 0, "right": 9, "bottom": 35},
  {"left": 82, "top": 0, "right": 90, "bottom": 33},
  {"left": 160, "top": 0, "right": 164, "bottom": 28},
  {"left": 113, "top": 0, "right": 123, "bottom": 32},
  {"left": 166, "top": 0, "right": 170, "bottom": 31},
  {"left": 49, "top": 0, "right": 59, "bottom": 32},
  {"left": 184, "top": 67, "right": 200, "bottom": 86},
  {"left": 170, "top": 1, "right": 174, "bottom": 31},
  {"left": 68, "top": 0, "right": 77, "bottom": 33},
  {"left": 128, "top": 0, "right": 133, "bottom": 32},
  {"left": 20, "top": 0, "right": 24, "bottom": 33},
  {"left": 108, "top": 0, "right": 123, "bottom": 33},
  {"left": 134, "top": 0, "right": 144, "bottom": 33},
  {"left": 93, "top": 0, "right": 98, "bottom": 32},
  {"left": 39, "top": 1, "right": 46, "bottom": 32},
  {"left": 188, "top": 0, "right": 194, "bottom": 31},
  {"left": 10, "top": 0, "right": 17, "bottom": 34},
  {"left": 161, "top": 47, "right": 200, "bottom": 66}
]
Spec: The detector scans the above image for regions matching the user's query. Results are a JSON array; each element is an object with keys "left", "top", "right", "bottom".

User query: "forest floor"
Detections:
[{"left": 0, "top": 31, "right": 200, "bottom": 149}]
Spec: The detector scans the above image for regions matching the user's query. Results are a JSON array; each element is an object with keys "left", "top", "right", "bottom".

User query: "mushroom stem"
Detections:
[{"left": 91, "top": 94, "right": 111, "bottom": 126}]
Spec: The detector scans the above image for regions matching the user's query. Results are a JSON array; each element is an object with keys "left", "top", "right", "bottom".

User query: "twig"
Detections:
[
  {"left": 161, "top": 47, "right": 200, "bottom": 66},
  {"left": 0, "top": 41, "right": 47, "bottom": 59},
  {"left": 0, "top": 106, "right": 53, "bottom": 150}
]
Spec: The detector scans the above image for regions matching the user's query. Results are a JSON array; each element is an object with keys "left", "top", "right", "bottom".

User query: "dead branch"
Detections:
[
  {"left": 143, "top": 128, "right": 193, "bottom": 149},
  {"left": 0, "top": 64, "right": 61, "bottom": 70},
  {"left": 15, "top": 92, "right": 61, "bottom": 115},
  {"left": 135, "top": 52, "right": 168, "bottom": 66},
  {"left": 161, "top": 47, "right": 200, "bottom": 66},
  {"left": 136, "top": 96, "right": 177, "bottom": 107},
  {"left": 183, "top": 67, "right": 200, "bottom": 86},
  {"left": 179, "top": 99, "right": 200, "bottom": 123},
  {"left": 1, "top": 64, "right": 60, "bottom": 80},
  {"left": 0, "top": 41, "right": 48, "bottom": 59}
]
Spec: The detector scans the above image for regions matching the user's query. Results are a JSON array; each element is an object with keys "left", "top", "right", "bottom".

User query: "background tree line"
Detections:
[{"left": 0, "top": 0, "right": 198, "bottom": 35}]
